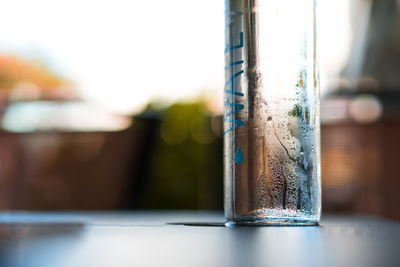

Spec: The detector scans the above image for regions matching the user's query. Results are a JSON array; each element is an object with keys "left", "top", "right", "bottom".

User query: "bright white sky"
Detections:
[
  {"left": 0, "top": 0, "right": 352, "bottom": 115},
  {"left": 0, "top": 0, "right": 225, "bottom": 114}
]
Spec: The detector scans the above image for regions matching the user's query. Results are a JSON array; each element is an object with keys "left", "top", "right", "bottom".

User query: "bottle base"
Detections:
[{"left": 225, "top": 216, "right": 319, "bottom": 227}]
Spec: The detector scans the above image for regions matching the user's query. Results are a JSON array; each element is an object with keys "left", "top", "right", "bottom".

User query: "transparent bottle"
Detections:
[{"left": 224, "top": 0, "right": 321, "bottom": 225}]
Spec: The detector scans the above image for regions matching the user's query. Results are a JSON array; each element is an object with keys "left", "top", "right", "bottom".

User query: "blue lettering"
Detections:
[{"left": 224, "top": 31, "right": 245, "bottom": 135}]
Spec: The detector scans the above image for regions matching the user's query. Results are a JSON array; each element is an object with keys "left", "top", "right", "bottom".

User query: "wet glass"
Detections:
[{"left": 224, "top": 0, "right": 321, "bottom": 225}]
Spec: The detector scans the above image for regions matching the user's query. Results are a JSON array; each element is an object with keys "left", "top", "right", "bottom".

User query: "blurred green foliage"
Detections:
[{"left": 141, "top": 100, "right": 223, "bottom": 210}]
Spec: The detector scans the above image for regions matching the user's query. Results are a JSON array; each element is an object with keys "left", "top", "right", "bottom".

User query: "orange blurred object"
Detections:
[{"left": 0, "top": 55, "right": 69, "bottom": 91}]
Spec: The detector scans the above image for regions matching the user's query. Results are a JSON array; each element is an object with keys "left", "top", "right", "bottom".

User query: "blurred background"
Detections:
[{"left": 0, "top": 0, "right": 399, "bottom": 220}]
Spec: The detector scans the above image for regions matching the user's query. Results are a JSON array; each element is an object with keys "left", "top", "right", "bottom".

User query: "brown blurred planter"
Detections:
[
  {"left": 321, "top": 119, "right": 400, "bottom": 221},
  {"left": 0, "top": 118, "right": 157, "bottom": 210}
]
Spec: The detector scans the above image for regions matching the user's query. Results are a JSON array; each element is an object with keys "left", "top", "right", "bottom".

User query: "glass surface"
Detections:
[{"left": 224, "top": 0, "right": 321, "bottom": 226}]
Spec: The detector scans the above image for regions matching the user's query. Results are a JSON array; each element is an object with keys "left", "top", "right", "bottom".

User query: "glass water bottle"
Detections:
[{"left": 224, "top": 0, "right": 321, "bottom": 225}]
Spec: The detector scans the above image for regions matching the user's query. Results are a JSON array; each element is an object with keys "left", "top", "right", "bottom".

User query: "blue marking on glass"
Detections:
[
  {"left": 224, "top": 103, "right": 244, "bottom": 117},
  {"left": 224, "top": 118, "right": 245, "bottom": 134},
  {"left": 223, "top": 31, "right": 245, "bottom": 135},
  {"left": 225, "top": 60, "right": 244, "bottom": 68},
  {"left": 224, "top": 102, "right": 244, "bottom": 107},
  {"left": 224, "top": 32, "right": 244, "bottom": 53},
  {"left": 224, "top": 70, "right": 244, "bottom": 96},
  {"left": 235, "top": 145, "right": 244, "bottom": 164}
]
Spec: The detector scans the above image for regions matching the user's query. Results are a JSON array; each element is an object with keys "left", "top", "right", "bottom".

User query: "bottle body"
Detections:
[{"left": 224, "top": 0, "right": 321, "bottom": 225}]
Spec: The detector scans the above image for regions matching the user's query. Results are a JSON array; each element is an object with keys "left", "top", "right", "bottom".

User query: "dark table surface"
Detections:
[{"left": 0, "top": 211, "right": 399, "bottom": 267}]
